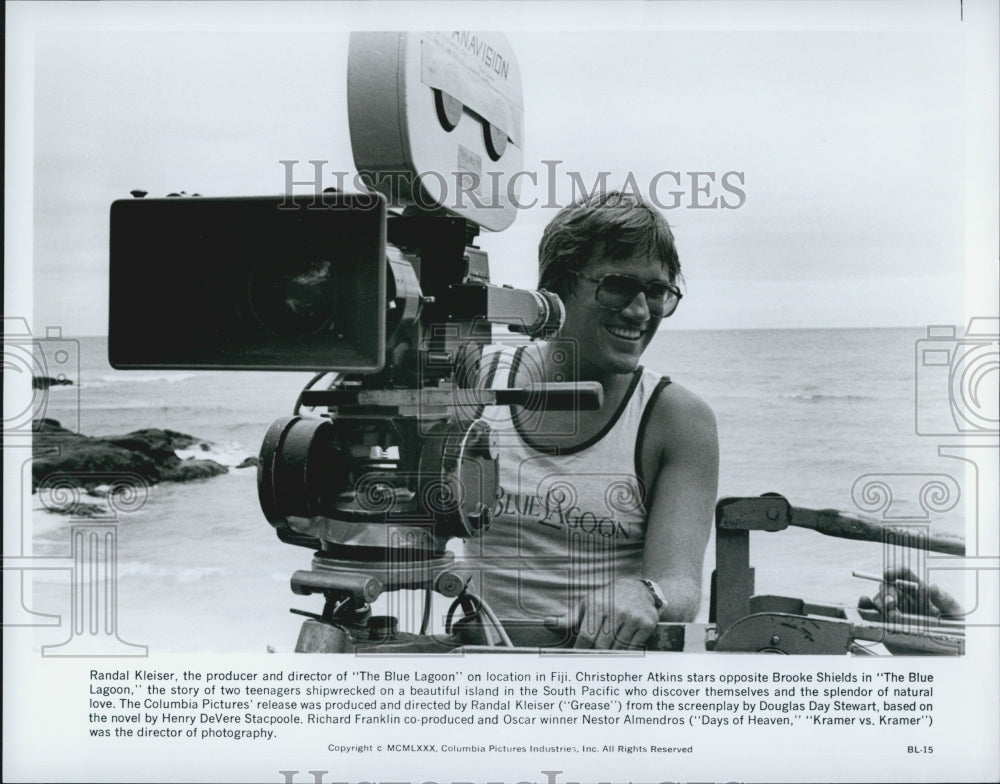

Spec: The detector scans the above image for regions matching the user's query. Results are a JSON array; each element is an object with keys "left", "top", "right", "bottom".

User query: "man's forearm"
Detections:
[{"left": 654, "top": 575, "right": 701, "bottom": 622}]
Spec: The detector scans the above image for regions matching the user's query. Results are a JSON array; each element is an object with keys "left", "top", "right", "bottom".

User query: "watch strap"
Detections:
[{"left": 639, "top": 578, "right": 665, "bottom": 611}]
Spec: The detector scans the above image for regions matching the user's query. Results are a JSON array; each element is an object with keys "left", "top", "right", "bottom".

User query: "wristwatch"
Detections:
[{"left": 639, "top": 578, "right": 666, "bottom": 612}]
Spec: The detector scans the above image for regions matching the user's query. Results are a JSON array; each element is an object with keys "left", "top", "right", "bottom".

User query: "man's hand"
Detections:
[
  {"left": 858, "top": 567, "right": 964, "bottom": 619},
  {"left": 572, "top": 578, "right": 659, "bottom": 650}
]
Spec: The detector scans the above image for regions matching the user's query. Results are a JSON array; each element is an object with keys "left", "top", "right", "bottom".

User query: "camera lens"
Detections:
[{"left": 247, "top": 258, "right": 336, "bottom": 336}]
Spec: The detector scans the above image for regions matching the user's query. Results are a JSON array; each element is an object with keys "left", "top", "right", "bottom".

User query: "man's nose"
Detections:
[{"left": 621, "top": 291, "right": 651, "bottom": 319}]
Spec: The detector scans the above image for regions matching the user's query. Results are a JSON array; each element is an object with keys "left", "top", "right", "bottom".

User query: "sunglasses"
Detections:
[{"left": 569, "top": 271, "right": 683, "bottom": 317}]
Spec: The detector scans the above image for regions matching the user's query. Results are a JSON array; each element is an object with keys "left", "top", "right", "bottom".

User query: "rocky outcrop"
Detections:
[
  {"left": 31, "top": 418, "right": 227, "bottom": 493},
  {"left": 32, "top": 376, "right": 74, "bottom": 389}
]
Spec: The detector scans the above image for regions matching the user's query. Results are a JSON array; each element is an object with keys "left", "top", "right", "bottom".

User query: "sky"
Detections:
[{"left": 7, "top": 1, "right": 999, "bottom": 336}]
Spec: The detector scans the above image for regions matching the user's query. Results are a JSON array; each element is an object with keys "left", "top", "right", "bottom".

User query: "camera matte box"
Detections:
[{"left": 109, "top": 194, "right": 387, "bottom": 371}]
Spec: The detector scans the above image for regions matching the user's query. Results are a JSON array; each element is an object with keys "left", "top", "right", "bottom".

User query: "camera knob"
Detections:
[
  {"left": 417, "top": 419, "right": 499, "bottom": 538},
  {"left": 467, "top": 420, "right": 499, "bottom": 460}
]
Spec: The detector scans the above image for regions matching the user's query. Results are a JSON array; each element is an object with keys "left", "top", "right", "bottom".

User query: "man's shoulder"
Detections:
[
  {"left": 643, "top": 379, "right": 718, "bottom": 450},
  {"left": 647, "top": 378, "right": 715, "bottom": 421}
]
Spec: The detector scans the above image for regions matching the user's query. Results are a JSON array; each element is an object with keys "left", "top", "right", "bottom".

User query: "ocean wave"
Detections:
[
  {"left": 82, "top": 373, "right": 200, "bottom": 390},
  {"left": 176, "top": 440, "right": 253, "bottom": 467},
  {"left": 30, "top": 506, "right": 74, "bottom": 541},
  {"left": 118, "top": 561, "right": 229, "bottom": 582},
  {"left": 31, "top": 486, "right": 131, "bottom": 522},
  {"left": 29, "top": 559, "right": 229, "bottom": 584},
  {"left": 781, "top": 392, "right": 875, "bottom": 403}
]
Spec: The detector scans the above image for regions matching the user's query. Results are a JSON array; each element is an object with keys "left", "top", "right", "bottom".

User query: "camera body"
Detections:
[{"left": 108, "top": 32, "right": 600, "bottom": 650}]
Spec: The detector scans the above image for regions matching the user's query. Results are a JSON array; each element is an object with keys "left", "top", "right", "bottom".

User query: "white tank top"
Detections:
[{"left": 464, "top": 344, "right": 670, "bottom": 624}]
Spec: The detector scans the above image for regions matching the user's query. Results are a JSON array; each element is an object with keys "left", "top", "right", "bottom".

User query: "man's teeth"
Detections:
[{"left": 606, "top": 325, "right": 643, "bottom": 340}]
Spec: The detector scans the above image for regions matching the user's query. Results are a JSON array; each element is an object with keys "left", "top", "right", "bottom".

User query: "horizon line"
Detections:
[{"left": 55, "top": 324, "right": 944, "bottom": 341}]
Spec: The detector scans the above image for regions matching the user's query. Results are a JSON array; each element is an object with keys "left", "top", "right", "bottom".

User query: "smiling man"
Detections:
[{"left": 474, "top": 190, "right": 719, "bottom": 649}]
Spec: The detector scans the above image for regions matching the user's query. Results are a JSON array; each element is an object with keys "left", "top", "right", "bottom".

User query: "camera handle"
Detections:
[{"left": 297, "top": 382, "right": 603, "bottom": 412}]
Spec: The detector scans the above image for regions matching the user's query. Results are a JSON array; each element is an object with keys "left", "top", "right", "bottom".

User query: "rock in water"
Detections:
[
  {"left": 32, "top": 376, "right": 74, "bottom": 389},
  {"left": 161, "top": 460, "right": 229, "bottom": 483},
  {"left": 31, "top": 419, "right": 228, "bottom": 493},
  {"left": 46, "top": 501, "right": 110, "bottom": 518}
]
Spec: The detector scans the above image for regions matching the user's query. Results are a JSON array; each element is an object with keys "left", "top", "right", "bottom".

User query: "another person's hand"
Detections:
[
  {"left": 572, "top": 578, "right": 660, "bottom": 650},
  {"left": 858, "top": 567, "right": 963, "bottom": 619}
]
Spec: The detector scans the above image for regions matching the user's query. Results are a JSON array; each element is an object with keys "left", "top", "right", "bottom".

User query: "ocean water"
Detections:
[{"left": 26, "top": 328, "right": 968, "bottom": 653}]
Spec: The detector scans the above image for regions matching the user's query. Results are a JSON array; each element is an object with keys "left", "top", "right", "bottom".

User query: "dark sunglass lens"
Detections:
[
  {"left": 592, "top": 274, "right": 680, "bottom": 314},
  {"left": 596, "top": 275, "right": 640, "bottom": 308},
  {"left": 645, "top": 282, "right": 671, "bottom": 302},
  {"left": 661, "top": 290, "right": 680, "bottom": 316},
  {"left": 649, "top": 283, "right": 681, "bottom": 316}
]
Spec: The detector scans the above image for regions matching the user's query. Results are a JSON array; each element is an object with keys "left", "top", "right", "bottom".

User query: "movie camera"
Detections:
[{"left": 110, "top": 32, "right": 603, "bottom": 651}]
